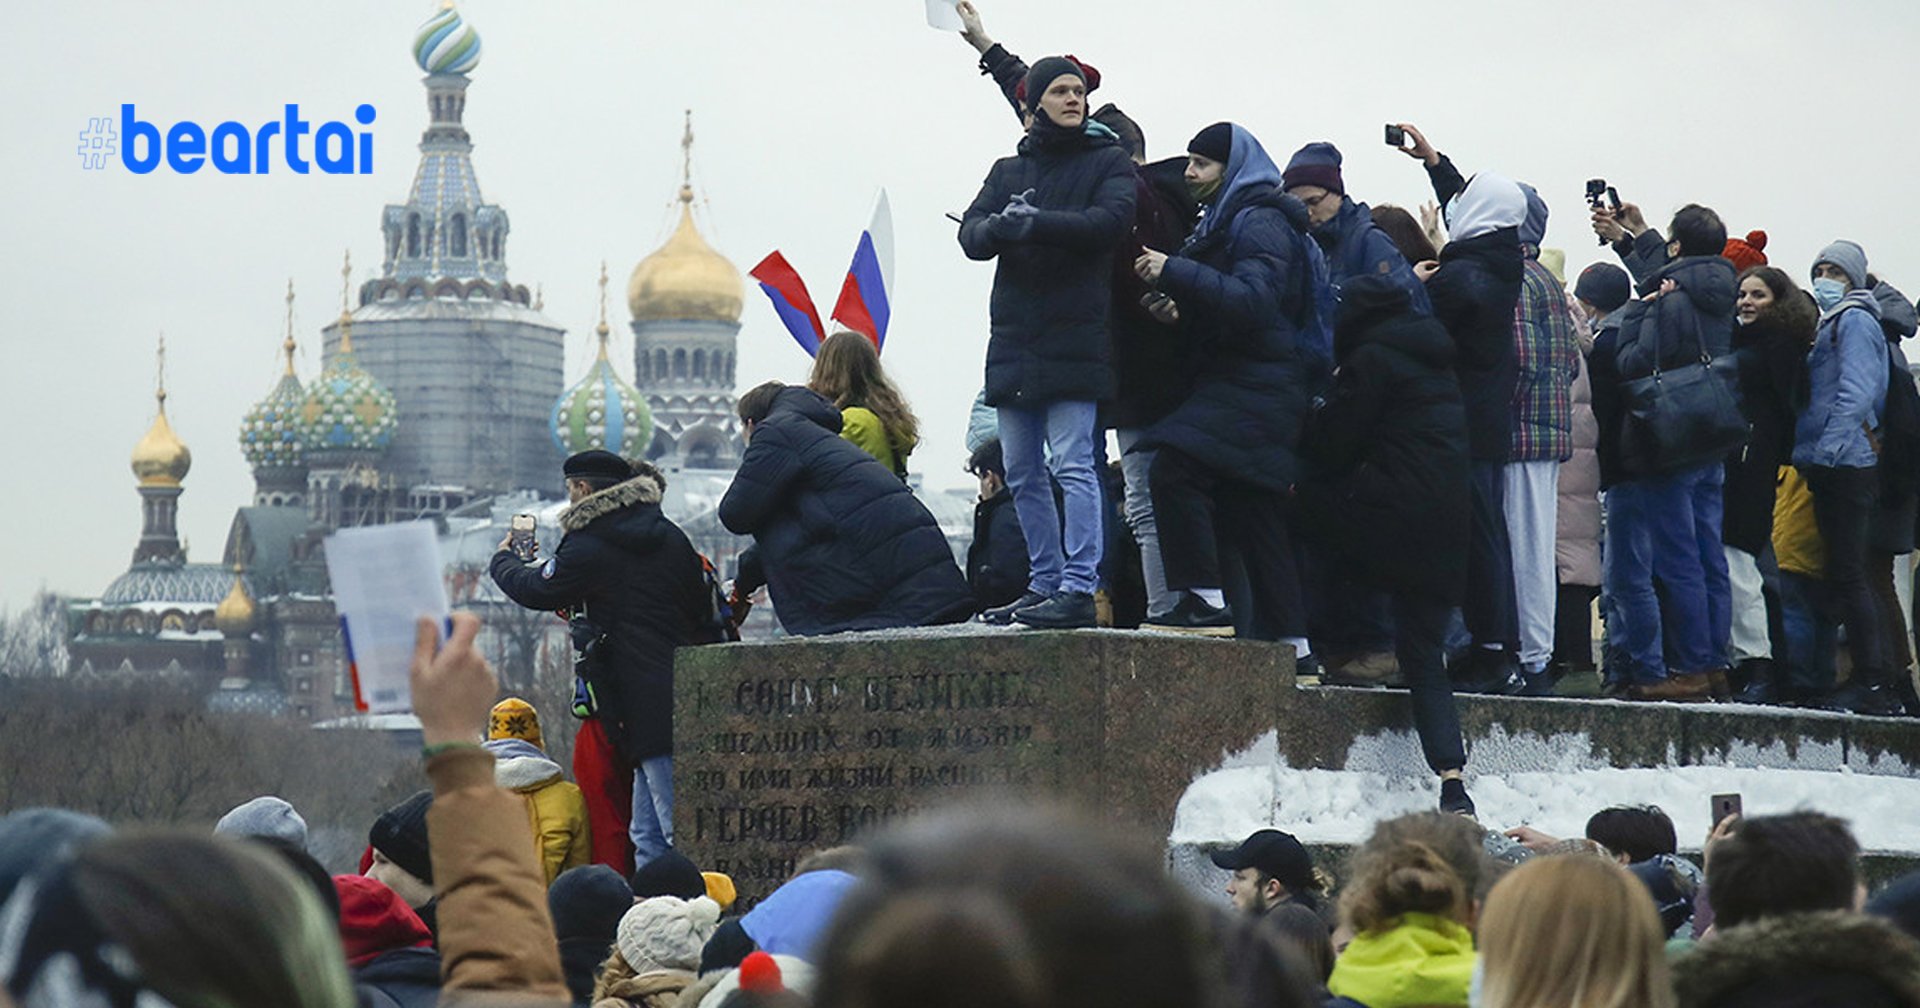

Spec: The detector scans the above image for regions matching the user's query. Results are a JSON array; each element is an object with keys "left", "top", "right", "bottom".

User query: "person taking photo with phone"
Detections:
[{"left": 489, "top": 450, "right": 717, "bottom": 875}]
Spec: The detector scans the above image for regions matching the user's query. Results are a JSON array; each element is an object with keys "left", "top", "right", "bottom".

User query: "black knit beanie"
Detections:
[
  {"left": 1188, "top": 122, "right": 1233, "bottom": 164},
  {"left": 369, "top": 789, "right": 434, "bottom": 884},
  {"left": 1023, "top": 56, "right": 1085, "bottom": 117}
]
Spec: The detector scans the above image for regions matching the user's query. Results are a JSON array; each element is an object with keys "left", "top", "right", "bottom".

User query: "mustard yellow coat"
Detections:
[{"left": 491, "top": 743, "right": 591, "bottom": 884}]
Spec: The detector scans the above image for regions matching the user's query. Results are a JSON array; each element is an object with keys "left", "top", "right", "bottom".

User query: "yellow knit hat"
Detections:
[
  {"left": 702, "top": 871, "right": 737, "bottom": 910},
  {"left": 488, "top": 697, "right": 544, "bottom": 750}
]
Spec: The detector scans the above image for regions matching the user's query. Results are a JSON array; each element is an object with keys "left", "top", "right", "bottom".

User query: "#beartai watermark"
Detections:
[{"left": 79, "top": 104, "right": 377, "bottom": 175}]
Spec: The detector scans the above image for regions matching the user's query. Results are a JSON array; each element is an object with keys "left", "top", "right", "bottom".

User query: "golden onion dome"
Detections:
[
  {"left": 628, "top": 188, "right": 743, "bottom": 325},
  {"left": 214, "top": 567, "right": 256, "bottom": 636},
  {"left": 131, "top": 388, "right": 192, "bottom": 487}
]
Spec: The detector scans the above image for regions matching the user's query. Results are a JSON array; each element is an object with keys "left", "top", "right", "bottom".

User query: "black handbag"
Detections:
[{"left": 1617, "top": 300, "right": 1749, "bottom": 477}]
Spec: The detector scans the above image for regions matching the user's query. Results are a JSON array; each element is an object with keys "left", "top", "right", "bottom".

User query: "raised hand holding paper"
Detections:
[
  {"left": 323, "top": 521, "right": 451, "bottom": 713},
  {"left": 925, "top": 0, "right": 964, "bottom": 32}
]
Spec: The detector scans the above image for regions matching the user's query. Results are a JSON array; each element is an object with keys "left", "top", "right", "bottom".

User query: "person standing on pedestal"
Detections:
[
  {"left": 1296, "top": 276, "right": 1476, "bottom": 816},
  {"left": 1392, "top": 123, "right": 1528, "bottom": 695},
  {"left": 958, "top": 56, "right": 1136, "bottom": 631}
]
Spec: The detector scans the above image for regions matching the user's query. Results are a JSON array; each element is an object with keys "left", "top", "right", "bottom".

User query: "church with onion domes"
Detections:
[{"left": 67, "top": 3, "right": 763, "bottom": 716}]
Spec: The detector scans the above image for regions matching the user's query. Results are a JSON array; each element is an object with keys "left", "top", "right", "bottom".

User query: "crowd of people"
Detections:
[
  {"left": 9, "top": 610, "right": 1920, "bottom": 1008},
  {"left": 3, "top": 610, "right": 1920, "bottom": 998},
  {"left": 934, "top": 3, "right": 1920, "bottom": 719},
  {"left": 466, "top": 1, "right": 1920, "bottom": 830}
]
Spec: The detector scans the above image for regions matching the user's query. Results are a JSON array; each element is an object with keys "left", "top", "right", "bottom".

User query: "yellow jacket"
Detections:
[
  {"left": 1773, "top": 466, "right": 1825, "bottom": 578},
  {"left": 840, "top": 405, "right": 913, "bottom": 477},
  {"left": 1327, "top": 913, "right": 1476, "bottom": 1008},
  {"left": 488, "top": 739, "right": 591, "bottom": 884}
]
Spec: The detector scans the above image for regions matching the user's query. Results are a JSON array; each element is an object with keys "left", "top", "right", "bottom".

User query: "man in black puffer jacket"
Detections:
[
  {"left": 721, "top": 383, "right": 974, "bottom": 636},
  {"left": 958, "top": 55, "right": 1136, "bottom": 630},
  {"left": 490, "top": 450, "right": 714, "bottom": 871},
  {"left": 1296, "top": 276, "right": 1474, "bottom": 815},
  {"left": 1394, "top": 123, "right": 1528, "bottom": 695}
]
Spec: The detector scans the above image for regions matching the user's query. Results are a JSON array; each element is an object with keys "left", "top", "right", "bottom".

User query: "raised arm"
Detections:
[{"left": 412, "top": 614, "right": 569, "bottom": 1006}]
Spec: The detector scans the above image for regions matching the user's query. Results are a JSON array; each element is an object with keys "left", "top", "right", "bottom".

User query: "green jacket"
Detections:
[
  {"left": 839, "top": 405, "right": 912, "bottom": 478},
  {"left": 1327, "top": 913, "right": 1476, "bottom": 1008}
]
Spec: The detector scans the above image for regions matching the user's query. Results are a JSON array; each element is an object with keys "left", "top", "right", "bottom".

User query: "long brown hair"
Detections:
[
  {"left": 808, "top": 331, "right": 920, "bottom": 456},
  {"left": 1476, "top": 856, "right": 1675, "bottom": 1008},
  {"left": 1371, "top": 204, "right": 1438, "bottom": 265}
]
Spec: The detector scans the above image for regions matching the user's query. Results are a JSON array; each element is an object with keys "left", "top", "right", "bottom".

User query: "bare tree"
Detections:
[{"left": 0, "top": 590, "right": 70, "bottom": 678}]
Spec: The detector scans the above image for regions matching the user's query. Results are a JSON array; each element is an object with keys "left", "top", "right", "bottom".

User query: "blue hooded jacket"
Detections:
[
  {"left": 1315, "top": 197, "right": 1432, "bottom": 315},
  {"left": 1135, "top": 124, "right": 1325, "bottom": 490},
  {"left": 1795, "top": 290, "right": 1887, "bottom": 469}
]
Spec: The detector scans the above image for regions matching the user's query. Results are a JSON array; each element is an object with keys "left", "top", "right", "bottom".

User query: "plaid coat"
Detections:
[{"left": 1510, "top": 256, "right": 1579, "bottom": 462}]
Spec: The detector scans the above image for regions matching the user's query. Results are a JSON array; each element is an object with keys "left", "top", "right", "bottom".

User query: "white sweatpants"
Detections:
[
  {"left": 1724, "top": 546, "right": 1771, "bottom": 662},
  {"left": 1505, "top": 460, "right": 1561, "bottom": 674}
]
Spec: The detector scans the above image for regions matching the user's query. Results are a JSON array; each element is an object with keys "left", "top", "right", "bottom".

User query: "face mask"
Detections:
[
  {"left": 1468, "top": 957, "right": 1485, "bottom": 1008},
  {"left": 1189, "top": 175, "right": 1223, "bottom": 202},
  {"left": 1813, "top": 277, "right": 1848, "bottom": 310}
]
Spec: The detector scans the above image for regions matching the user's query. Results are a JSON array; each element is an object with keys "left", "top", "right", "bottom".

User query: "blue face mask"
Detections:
[{"left": 1813, "top": 277, "right": 1848, "bottom": 311}]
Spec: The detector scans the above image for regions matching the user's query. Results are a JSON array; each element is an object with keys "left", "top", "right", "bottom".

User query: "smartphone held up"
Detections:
[{"left": 510, "top": 513, "right": 538, "bottom": 562}]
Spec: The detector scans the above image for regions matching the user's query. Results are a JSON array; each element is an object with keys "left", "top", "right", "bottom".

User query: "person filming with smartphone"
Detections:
[{"left": 489, "top": 449, "right": 717, "bottom": 876}]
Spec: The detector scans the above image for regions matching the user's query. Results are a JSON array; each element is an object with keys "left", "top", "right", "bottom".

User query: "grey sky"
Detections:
[{"left": 3, "top": 0, "right": 1917, "bottom": 610}]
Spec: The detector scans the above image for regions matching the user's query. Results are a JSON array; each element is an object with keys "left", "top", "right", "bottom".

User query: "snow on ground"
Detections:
[{"left": 1173, "top": 729, "right": 1920, "bottom": 854}]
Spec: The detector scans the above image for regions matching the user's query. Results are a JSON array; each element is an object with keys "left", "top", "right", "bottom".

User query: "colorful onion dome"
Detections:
[
  {"left": 241, "top": 283, "right": 307, "bottom": 469},
  {"left": 555, "top": 265, "right": 652, "bottom": 456},
  {"left": 297, "top": 312, "right": 397, "bottom": 454},
  {"left": 242, "top": 372, "right": 306, "bottom": 468},
  {"left": 413, "top": 4, "right": 482, "bottom": 76}
]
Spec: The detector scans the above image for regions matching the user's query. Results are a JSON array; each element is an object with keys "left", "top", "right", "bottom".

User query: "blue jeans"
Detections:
[
  {"left": 1605, "top": 463, "right": 1724, "bottom": 683},
  {"left": 1779, "top": 571, "right": 1839, "bottom": 695},
  {"left": 630, "top": 755, "right": 674, "bottom": 866},
  {"left": 998, "top": 402, "right": 1103, "bottom": 595},
  {"left": 1116, "top": 428, "right": 1177, "bottom": 616}
]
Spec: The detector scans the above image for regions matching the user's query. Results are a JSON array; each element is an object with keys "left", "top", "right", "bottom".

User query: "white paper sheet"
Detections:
[
  {"left": 323, "top": 521, "right": 450, "bottom": 714},
  {"left": 925, "top": 0, "right": 963, "bottom": 32}
]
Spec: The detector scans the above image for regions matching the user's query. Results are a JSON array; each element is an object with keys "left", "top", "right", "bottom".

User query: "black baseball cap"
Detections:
[{"left": 1210, "top": 829, "right": 1313, "bottom": 890}]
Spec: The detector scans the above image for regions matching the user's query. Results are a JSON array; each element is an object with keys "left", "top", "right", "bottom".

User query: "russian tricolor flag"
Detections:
[
  {"left": 830, "top": 190, "right": 895, "bottom": 350},
  {"left": 749, "top": 250, "right": 825, "bottom": 357}
]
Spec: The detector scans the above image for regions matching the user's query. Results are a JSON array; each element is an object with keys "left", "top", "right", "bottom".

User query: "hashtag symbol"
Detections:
[{"left": 77, "top": 116, "right": 116, "bottom": 170}]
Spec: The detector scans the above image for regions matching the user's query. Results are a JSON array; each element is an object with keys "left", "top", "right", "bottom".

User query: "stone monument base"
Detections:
[{"left": 672, "top": 627, "right": 1289, "bottom": 906}]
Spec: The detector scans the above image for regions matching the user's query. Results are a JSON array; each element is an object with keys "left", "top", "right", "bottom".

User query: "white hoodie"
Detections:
[{"left": 1445, "top": 171, "right": 1527, "bottom": 243}]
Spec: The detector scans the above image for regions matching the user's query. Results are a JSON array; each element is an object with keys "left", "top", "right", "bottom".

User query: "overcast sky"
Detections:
[{"left": 3, "top": 0, "right": 1917, "bottom": 611}]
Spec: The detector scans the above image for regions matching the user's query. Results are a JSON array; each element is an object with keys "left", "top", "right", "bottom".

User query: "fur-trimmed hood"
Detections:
[
  {"left": 562, "top": 463, "right": 667, "bottom": 533},
  {"left": 1674, "top": 911, "right": 1920, "bottom": 1008}
]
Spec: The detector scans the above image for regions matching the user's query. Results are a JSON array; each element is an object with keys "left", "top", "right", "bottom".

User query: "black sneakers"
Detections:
[
  {"left": 1450, "top": 649, "right": 1527, "bottom": 695},
  {"left": 1439, "top": 777, "right": 1476, "bottom": 817},
  {"left": 1012, "top": 591, "right": 1098, "bottom": 630},
  {"left": 980, "top": 590, "right": 1047, "bottom": 626},
  {"left": 1819, "top": 681, "right": 1906, "bottom": 718},
  {"left": 1142, "top": 593, "right": 1236, "bottom": 636}
]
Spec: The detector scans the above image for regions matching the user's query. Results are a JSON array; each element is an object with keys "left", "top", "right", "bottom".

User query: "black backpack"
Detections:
[{"left": 1878, "top": 344, "right": 1920, "bottom": 501}]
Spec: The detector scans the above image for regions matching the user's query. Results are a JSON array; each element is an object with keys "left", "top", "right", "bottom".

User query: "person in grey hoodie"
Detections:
[{"left": 1797, "top": 240, "right": 1899, "bottom": 715}]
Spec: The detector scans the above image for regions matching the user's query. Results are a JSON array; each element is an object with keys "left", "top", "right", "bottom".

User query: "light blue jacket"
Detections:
[{"left": 1794, "top": 293, "right": 1887, "bottom": 469}]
